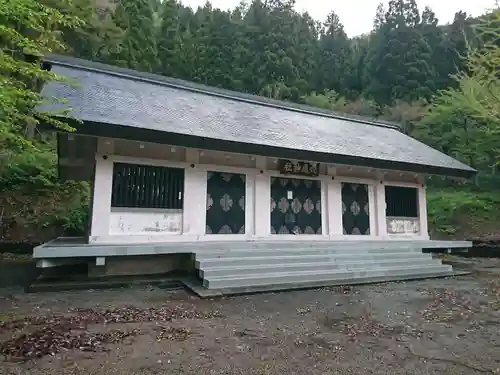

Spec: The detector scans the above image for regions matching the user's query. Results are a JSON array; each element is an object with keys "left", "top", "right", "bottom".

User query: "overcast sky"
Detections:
[{"left": 179, "top": 0, "right": 496, "bottom": 37}]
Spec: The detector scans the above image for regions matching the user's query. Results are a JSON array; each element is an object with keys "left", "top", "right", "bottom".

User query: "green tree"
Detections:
[
  {"left": 381, "top": 100, "right": 428, "bottom": 134},
  {"left": 373, "top": 2, "right": 386, "bottom": 30},
  {"left": 42, "top": 0, "right": 123, "bottom": 62},
  {"left": 157, "top": 0, "right": 182, "bottom": 77},
  {"left": 419, "top": 8, "right": 500, "bottom": 170},
  {"left": 314, "top": 11, "right": 352, "bottom": 96},
  {"left": 440, "top": 11, "right": 477, "bottom": 88},
  {"left": 241, "top": 0, "right": 316, "bottom": 99},
  {"left": 419, "top": 6, "right": 451, "bottom": 91},
  {"left": 302, "top": 90, "right": 347, "bottom": 111},
  {"left": 112, "top": 0, "right": 158, "bottom": 72},
  {"left": 346, "top": 35, "right": 370, "bottom": 98},
  {"left": 189, "top": 4, "right": 245, "bottom": 89},
  {"left": 364, "top": 0, "right": 435, "bottom": 104},
  {"left": 0, "top": 0, "right": 80, "bottom": 153}
]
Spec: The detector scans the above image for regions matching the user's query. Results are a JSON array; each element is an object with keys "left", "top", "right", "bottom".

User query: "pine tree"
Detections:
[
  {"left": 373, "top": 2, "right": 386, "bottom": 30},
  {"left": 314, "top": 11, "right": 352, "bottom": 96},
  {"left": 112, "top": 0, "right": 158, "bottom": 72},
  {"left": 242, "top": 0, "right": 299, "bottom": 95},
  {"left": 157, "top": 0, "right": 182, "bottom": 77},
  {"left": 348, "top": 36, "right": 370, "bottom": 98},
  {"left": 419, "top": 6, "right": 448, "bottom": 90},
  {"left": 188, "top": 4, "right": 243, "bottom": 88},
  {"left": 55, "top": 0, "right": 123, "bottom": 62},
  {"left": 444, "top": 11, "right": 477, "bottom": 80},
  {"left": 364, "top": 0, "right": 435, "bottom": 104}
]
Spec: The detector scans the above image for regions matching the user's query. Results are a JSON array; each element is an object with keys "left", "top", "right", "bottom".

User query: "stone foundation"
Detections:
[{"left": 88, "top": 254, "right": 194, "bottom": 278}]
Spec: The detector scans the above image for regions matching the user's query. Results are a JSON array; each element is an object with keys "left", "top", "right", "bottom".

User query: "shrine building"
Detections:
[{"left": 32, "top": 54, "right": 475, "bottom": 293}]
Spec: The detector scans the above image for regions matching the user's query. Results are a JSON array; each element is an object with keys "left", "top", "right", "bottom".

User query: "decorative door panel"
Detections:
[
  {"left": 206, "top": 172, "right": 246, "bottom": 234},
  {"left": 270, "top": 177, "right": 322, "bottom": 235},
  {"left": 341, "top": 182, "right": 370, "bottom": 235}
]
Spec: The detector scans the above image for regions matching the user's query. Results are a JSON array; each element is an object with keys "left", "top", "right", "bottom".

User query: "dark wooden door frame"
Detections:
[
  {"left": 270, "top": 176, "right": 322, "bottom": 235},
  {"left": 206, "top": 171, "right": 246, "bottom": 235},
  {"left": 341, "top": 182, "right": 371, "bottom": 235}
]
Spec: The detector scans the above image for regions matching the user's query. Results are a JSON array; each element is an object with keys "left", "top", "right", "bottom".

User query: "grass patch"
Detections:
[{"left": 427, "top": 187, "right": 500, "bottom": 238}]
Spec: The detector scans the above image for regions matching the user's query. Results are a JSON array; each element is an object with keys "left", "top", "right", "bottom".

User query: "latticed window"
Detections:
[
  {"left": 111, "top": 163, "right": 184, "bottom": 209},
  {"left": 385, "top": 186, "right": 418, "bottom": 218}
]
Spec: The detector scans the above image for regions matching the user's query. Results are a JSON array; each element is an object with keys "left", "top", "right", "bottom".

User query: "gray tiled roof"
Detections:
[{"left": 39, "top": 55, "right": 475, "bottom": 177}]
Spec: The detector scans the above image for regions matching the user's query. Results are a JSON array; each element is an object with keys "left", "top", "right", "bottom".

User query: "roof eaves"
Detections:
[
  {"left": 42, "top": 53, "right": 401, "bottom": 131},
  {"left": 52, "top": 119, "right": 477, "bottom": 179}
]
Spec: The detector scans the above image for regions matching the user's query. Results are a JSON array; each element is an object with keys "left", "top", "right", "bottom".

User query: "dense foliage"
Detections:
[
  {"left": 0, "top": 0, "right": 88, "bottom": 241},
  {"left": 64, "top": 0, "right": 496, "bottom": 172},
  {"left": 0, "top": 0, "right": 80, "bottom": 151},
  {"left": 1, "top": 0, "right": 499, "bottom": 241}
]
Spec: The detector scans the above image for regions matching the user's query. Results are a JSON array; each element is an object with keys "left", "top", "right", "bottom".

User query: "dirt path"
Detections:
[{"left": 1, "top": 256, "right": 500, "bottom": 375}]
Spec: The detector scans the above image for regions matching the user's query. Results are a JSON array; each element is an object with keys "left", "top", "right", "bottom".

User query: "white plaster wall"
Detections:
[
  {"left": 89, "top": 153, "right": 260, "bottom": 244},
  {"left": 254, "top": 174, "right": 271, "bottom": 237},
  {"left": 326, "top": 179, "right": 343, "bottom": 236},
  {"left": 90, "top": 156, "right": 113, "bottom": 239},
  {"left": 88, "top": 143, "right": 430, "bottom": 244},
  {"left": 386, "top": 217, "right": 420, "bottom": 235},
  {"left": 381, "top": 182, "right": 429, "bottom": 240},
  {"left": 181, "top": 169, "right": 206, "bottom": 235},
  {"left": 418, "top": 186, "right": 429, "bottom": 239},
  {"left": 374, "top": 182, "right": 388, "bottom": 236},
  {"left": 367, "top": 185, "right": 377, "bottom": 236},
  {"left": 109, "top": 209, "right": 183, "bottom": 235},
  {"left": 245, "top": 174, "right": 256, "bottom": 236},
  {"left": 320, "top": 180, "right": 329, "bottom": 235},
  {"left": 328, "top": 177, "right": 428, "bottom": 240}
]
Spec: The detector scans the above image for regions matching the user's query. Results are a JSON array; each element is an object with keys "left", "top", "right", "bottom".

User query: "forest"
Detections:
[{"left": 0, "top": 0, "right": 499, "bottom": 243}]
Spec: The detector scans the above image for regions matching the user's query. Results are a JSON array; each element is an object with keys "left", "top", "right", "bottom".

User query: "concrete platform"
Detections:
[
  {"left": 31, "top": 237, "right": 473, "bottom": 295},
  {"left": 34, "top": 237, "right": 472, "bottom": 259}
]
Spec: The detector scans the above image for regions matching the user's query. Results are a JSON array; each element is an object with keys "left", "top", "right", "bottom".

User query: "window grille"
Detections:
[
  {"left": 385, "top": 186, "right": 418, "bottom": 218},
  {"left": 111, "top": 163, "right": 184, "bottom": 209}
]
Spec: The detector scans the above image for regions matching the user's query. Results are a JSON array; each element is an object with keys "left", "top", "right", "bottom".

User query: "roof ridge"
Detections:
[{"left": 42, "top": 53, "right": 401, "bottom": 131}]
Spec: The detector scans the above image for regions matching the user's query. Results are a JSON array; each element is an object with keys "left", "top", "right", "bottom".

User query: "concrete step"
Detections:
[
  {"left": 196, "top": 252, "right": 432, "bottom": 268},
  {"left": 203, "top": 264, "right": 453, "bottom": 289},
  {"left": 188, "top": 271, "right": 463, "bottom": 297},
  {"left": 199, "top": 258, "right": 443, "bottom": 278},
  {"left": 195, "top": 246, "right": 423, "bottom": 260}
]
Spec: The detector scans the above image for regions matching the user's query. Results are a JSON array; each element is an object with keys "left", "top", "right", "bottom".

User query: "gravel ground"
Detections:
[{"left": 1, "top": 255, "right": 500, "bottom": 375}]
